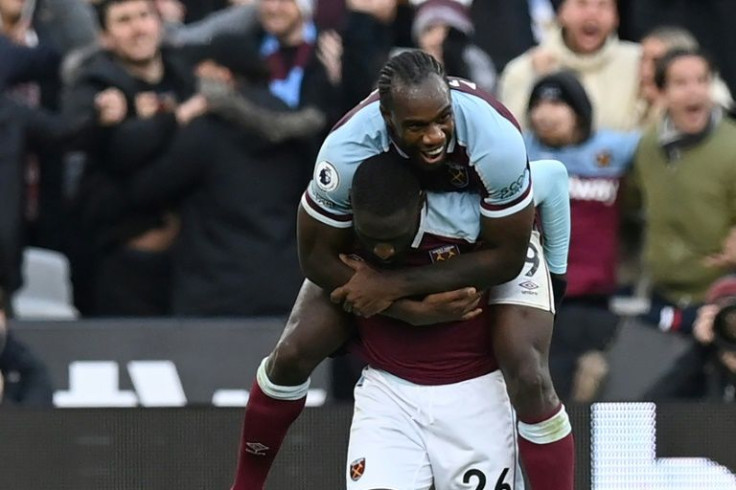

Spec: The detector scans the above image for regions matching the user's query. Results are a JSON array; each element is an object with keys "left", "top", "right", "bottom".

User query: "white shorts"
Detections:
[
  {"left": 346, "top": 367, "right": 525, "bottom": 490},
  {"left": 488, "top": 231, "right": 554, "bottom": 313}
]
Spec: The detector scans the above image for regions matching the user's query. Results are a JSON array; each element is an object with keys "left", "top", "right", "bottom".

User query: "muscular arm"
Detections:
[
  {"left": 385, "top": 202, "right": 534, "bottom": 296},
  {"left": 297, "top": 204, "right": 356, "bottom": 291},
  {"left": 308, "top": 197, "right": 534, "bottom": 318},
  {"left": 299, "top": 203, "right": 485, "bottom": 325}
]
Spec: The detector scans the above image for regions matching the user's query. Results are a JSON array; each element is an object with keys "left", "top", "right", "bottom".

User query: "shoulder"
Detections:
[
  {"left": 712, "top": 118, "right": 736, "bottom": 151},
  {"left": 531, "top": 159, "right": 568, "bottom": 180},
  {"left": 500, "top": 50, "right": 534, "bottom": 78},
  {"left": 72, "top": 50, "right": 135, "bottom": 92},
  {"left": 594, "top": 129, "right": 641, "bottom": 156},
  {"left": 610, "top": 39, "right": 642, "bottom": 66},
  {"left": 450, "top": 83, "right": 522, "bottom": 147},
  {"left": 616, "top": 39, "right": 642, "bottom": 55},
  {"left": 530, "top": 159, "right": 568, "bottom": 199},
  {"left": 320, "top": 97, "right": 388, "bottom": 163},
  {"left": 633, "top": 125, "right": 660, "bottom": 156}
]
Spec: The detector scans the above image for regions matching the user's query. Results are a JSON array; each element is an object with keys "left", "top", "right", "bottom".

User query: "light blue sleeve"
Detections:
[
  {"left": 302, "top": 101, "right": 388, "bottom": 228},
  {"left": 530, "top": 159, "right": 570, "bottom": 275},
  {"left": 452, "top": 91, "right": 533, "bottom": 218}
]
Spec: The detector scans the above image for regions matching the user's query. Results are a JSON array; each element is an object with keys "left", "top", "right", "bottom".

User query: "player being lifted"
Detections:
[
  {"left": 343, "top": 153, "right": 570, "bottom": 489},
  {"left": 230, "top": 50, "right": 574, "bottom": 490}
]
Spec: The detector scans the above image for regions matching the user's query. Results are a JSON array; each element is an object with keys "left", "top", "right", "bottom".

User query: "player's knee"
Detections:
[
  {"left": 269, "top": 340, "right": 317, "bottom": 385},
  {"left": 508, "top": 363, "right": 548, "bottom": 395}
]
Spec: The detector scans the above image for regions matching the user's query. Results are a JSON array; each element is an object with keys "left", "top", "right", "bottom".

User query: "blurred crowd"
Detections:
[{"left": 2, "top": 0, "right": 736, "bottom": 405}]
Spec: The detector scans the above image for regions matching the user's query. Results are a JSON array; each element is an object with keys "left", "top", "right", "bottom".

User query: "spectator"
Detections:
[
  {"left": 0, "top": 34, "right": 60, "bottom": 90},
  {"left": 63, "top": 0, "right": 205, "bottom": 316},
  {"left": 468, "top": 0, "right": 537, "bottom": 73},
  {"left": 340, "top": 0, "right": 397, "bottom": 110},
  {"left": 499, "top": 0, "right": 641, "bottom": 130},
  {"left": 162, "top": 2, "right": 258, "bottom": 47},
  {"left": 252, "top": 0, "right": 342, "bottom": 127},
  {"left": 0, "top": 331, "right": 54, "bottom": 406},
  {"left": 637, "top": 25, "right": 732, "bottom": 128},
  {"left": 645, "top": 275, "right": 736, "bottom": 401},
  {"left": 625, "top": 0, "right": 736, "bottom": 98},
  {"left": 695, "top": 276, "right": 736, "bottom": 401},
  {"left": 0, "top": 90, "right": 98, "bottom": 320},
  {"left": 523, "top": 70, "right": 640, "bottom": 402},
  {"left": 631, "top": 49, "right": 736, "bottom": 343},
  {"left": 412, "top": 0, "right": 497, "bottom": 94},
  {"left": 0, "top": 273, "right": 54, "bottom": 407},
  {"left": 33, "top": 0, "right": 98, "bottom": 53},
  {"left": 98, "top": 37, "right": 324, "bottom": 315}
]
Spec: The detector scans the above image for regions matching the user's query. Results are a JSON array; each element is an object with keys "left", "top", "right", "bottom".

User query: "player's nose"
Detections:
[{"left": 422, "top": 124, "right": 445, "bottom": 146}]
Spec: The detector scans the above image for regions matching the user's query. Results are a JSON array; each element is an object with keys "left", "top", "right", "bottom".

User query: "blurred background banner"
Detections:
[
  {"left": 9, "top": 318, "right": 331, "bottom": 408},
  {"left": 9, "top": 316, "right": 692, "bottom": 407},
  {"left": 0, "top": 403, "right": 735, "bottom": 490}
]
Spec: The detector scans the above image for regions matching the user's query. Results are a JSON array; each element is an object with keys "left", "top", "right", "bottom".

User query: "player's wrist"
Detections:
[{"left": 383, "top": 299, "right": 426, "bottom": 326}]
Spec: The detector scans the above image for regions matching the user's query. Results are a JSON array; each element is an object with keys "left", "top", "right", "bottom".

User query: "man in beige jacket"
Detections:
[{"left": 499, "top": 0, "right": 641, "bottom": 131}]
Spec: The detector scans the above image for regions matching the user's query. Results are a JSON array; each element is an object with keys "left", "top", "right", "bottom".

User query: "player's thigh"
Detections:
[
  {"left": 489, "top": 304, "right": 554, "bottom": 370},
  {"left": 270, "top": 279, "right": 353, "bottom": 381},
  {"left": 428, "top": 371, "right": 525, "bottom": 490},
  {"left": 486, "top": 231, "right": 555, "bottom": 367},
  {"left": 346, "top": 369, "right": 433, "bottom": 490}
]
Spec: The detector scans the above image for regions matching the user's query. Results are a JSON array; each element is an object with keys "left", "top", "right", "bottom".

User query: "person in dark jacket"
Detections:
[
  {"left": 0, "top": 34, "right": 60, "bottom": 90},
  {"left": 63, "top": 0, "right": 206, "bottom": 316},
  {"left": 0, "top": 95, "right": 94, "bottom": 307},
  {"left": 250, "top": 0, "right": 341, "bottom": 144},
  {"left": 98, "top": 37, "right": 322, "bottom": 316},
  {"left": 0, "top": 260, "right": 53, "bottom": 407}
]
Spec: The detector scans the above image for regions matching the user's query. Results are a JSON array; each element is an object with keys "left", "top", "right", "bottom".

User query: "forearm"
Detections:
[
  {"left": 381, "top": 299, "right": 420, "bottom": 324},
  {"left": 106, "top": 113, "right": 178, "bottom": 174},
  {"left": 389, "top": 248, "right": 526, "bottom": 298}
]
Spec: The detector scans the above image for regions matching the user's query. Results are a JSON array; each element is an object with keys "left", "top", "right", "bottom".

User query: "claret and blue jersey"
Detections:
[{"left": 301, "top": 78, "right": 534, "bottom": 230}]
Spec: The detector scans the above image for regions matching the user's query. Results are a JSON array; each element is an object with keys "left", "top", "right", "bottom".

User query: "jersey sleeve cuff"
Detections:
[
  {"left": 480, "top": 185, "right": 534, "bottom": 219},
  {"left": 301, "top": 192, "right": 353, "bottom": 229}
]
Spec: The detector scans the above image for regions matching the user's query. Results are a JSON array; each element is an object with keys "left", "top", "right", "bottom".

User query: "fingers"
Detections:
[
  {"left": 96, "top": 88, "right": 127, "bottom": 126},
  {"left": 135, "top": 92, "right": 159, "bottom": 118},
  {"left": 339, "top": 253, "right": 365, "bottom": 270},
  {"left": 330, "top": 286, "right": 348, "bottom": 304},
  {"left": 460, "top": 308, "right": 483, "bottom": 321}
]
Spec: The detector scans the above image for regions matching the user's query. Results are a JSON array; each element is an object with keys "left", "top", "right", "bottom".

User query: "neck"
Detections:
[{"left": 122, "top": 54, "right": 164, "bottom": 84}]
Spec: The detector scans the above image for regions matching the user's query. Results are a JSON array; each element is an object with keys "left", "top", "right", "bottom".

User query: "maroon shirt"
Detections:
[{"left": 350, "top": 233, "right": 498, "bottom": 386}]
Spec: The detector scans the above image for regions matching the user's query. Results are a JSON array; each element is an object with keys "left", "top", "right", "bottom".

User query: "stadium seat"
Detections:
[{"left": 12, "top": 247, "right": 78, "bottom": 319}]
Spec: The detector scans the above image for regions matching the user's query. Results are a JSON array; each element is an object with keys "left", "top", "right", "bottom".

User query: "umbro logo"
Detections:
[
  {"left": 245, "top": 442, "right": 270, "bottom": 456},
  {"left": 519, "top": 281, "right": 539, "bottom": 291}
]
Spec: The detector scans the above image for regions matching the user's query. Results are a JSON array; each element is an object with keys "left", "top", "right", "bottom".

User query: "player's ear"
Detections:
[{"left": 380, "top": 104, "right": 395, "bottom": 132}]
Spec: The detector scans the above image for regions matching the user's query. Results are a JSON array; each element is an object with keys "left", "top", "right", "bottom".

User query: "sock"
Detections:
[
  {"left": 517, "top": 404, "right": 574, "bottom": 490},
  {"left": 231, "top": 358, "right": 310, "bottom": 490}
]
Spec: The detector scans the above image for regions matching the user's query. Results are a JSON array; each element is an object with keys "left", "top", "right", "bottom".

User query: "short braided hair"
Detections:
[{"left": 377, "top": 50, "right": 447, "bottom": 111}]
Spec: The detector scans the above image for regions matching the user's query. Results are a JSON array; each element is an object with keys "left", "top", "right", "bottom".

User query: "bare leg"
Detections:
[
  {"left": 490, "top": 305, "right": 574, "bottom": 490},
  {"left": 231, "top": 280, "right": 353, "bottom": 490}
]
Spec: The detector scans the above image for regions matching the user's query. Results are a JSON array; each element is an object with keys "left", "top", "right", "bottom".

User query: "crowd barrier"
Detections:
[
  {"left": 8, "top": 316, "right": 693, "bottom": 407},
  {"left": 1, "top": 403, "right": 736, "bottom": 489}
]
